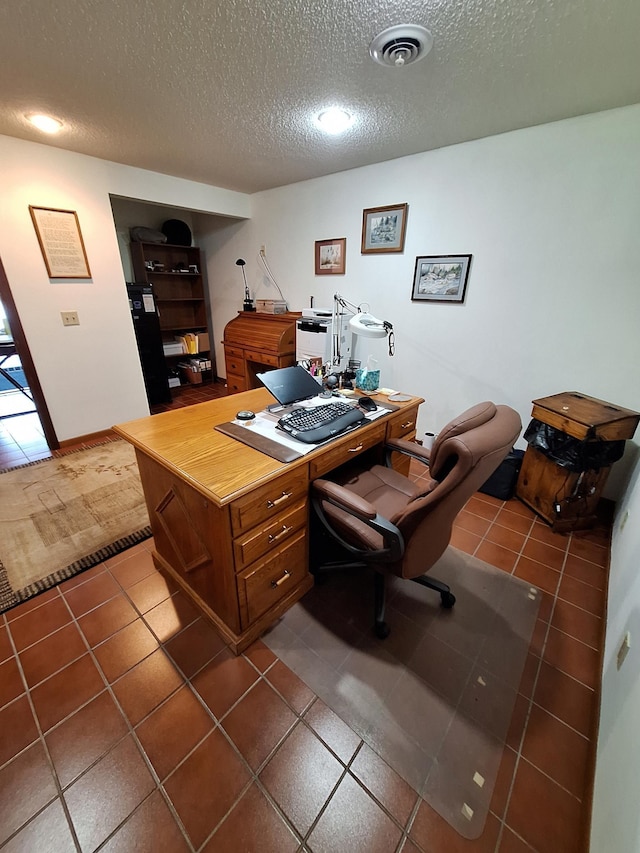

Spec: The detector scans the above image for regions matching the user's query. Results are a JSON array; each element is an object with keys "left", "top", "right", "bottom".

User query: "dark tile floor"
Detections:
[
  {"left": 0, "top": 481, "right": 609, "bottom": 851},
  {"left": 0, "top": 383, "right": 609, "bottom": 851}
]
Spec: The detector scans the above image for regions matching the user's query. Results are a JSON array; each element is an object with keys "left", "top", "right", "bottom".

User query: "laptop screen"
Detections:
[{"left": 256, "top": 365, "right": 323, "bottom": 406}]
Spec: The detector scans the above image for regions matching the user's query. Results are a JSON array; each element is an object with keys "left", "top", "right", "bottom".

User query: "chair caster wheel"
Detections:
[
  {"left": 441, "top": 591, "right": 456, "bottom": 609},
  {"left": 374, "top": 621, "right": 390, "bottom": 639}
]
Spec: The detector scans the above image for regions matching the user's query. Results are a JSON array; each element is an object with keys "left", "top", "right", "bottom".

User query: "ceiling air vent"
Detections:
[{"left": 369, "top": 25, "right": 434, "bottom": 68}]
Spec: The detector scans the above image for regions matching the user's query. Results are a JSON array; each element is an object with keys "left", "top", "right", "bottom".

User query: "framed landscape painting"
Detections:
[
  {"left": 361, "top": 203, "right": 408, "bottom": 254},
  {"left": 411, "top": 255, "right": 472, "bottom": 303},
  {"left": 315, "top": 237, "right": 346, "bottom": 275}
]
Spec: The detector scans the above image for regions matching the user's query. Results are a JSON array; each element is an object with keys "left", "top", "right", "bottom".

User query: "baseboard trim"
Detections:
[{"left": 58, "top": 428, "right": 118, "bottom": 448}]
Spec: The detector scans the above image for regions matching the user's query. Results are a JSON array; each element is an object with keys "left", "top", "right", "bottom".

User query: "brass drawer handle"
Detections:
[
  {"left": 348, "top": 443, "right": 364, "bottom": 453},
  {"left": 271, "top": 569, "right": 291, "bottom": 589},
  {"left": 400, "top": 421, "right": 414, "bottom": 429},
  {"left": 268, "top": 525, "right": 291, "bottom": 543},
  {"left": 266, "top": 491, "right": 292, "bottom": 508}
]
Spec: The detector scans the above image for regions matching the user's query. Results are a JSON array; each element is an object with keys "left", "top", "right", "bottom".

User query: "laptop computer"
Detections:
[{"left": 256, "top": 365, "right": 323, "bottom": 408}]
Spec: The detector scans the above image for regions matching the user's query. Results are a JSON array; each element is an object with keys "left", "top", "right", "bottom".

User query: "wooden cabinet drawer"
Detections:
[
  {"left": 238, "top": 532, "right": 308, "bottom": 627},
  {"left": 224, "top": 346, "right": 244, "bottom": 360},
  {"left": 226, "top": 372, "right": 246, "bottom": 394},
  {"left": 225, "top": 355, "right": 245, "bottom": 375},
  {"left": 309, "top": 421, "right": 386, "bottom": 479},
  {"left": 386, "top": 406, "right": 419, "bottom": 440},
  {"left": 230, "top": 468, "right": 308, "bottom": 534},
  {"left": 233, "top": 500, "right": 307, "bottom": 571},
  {"left": 244, "top": 349, "right": 278, "bottom": 367}
]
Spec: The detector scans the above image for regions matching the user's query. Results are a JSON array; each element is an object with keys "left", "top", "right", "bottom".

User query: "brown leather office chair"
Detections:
[{"left": 311, "top": 401, "right": 522, "bottom": 638}]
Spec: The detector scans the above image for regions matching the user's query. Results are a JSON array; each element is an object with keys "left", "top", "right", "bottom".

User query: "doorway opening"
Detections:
[{"left": 0, "top": 258, "right": 58, "bottom": 467}]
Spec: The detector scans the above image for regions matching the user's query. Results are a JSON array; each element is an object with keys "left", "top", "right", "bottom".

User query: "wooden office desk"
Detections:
[{"left": 114, "top": 388, "right": 422, "bottom": 653}]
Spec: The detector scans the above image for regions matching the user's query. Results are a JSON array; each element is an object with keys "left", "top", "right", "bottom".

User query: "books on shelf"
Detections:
[
  {"left": 178, "top": 357, "right": 211, "bottom": 373},
  {"left": 178, "top": 357, "right": 212, "bottom": 385},
  {"left": 172, "top": 331, "right": 210, "bottom": 354}
]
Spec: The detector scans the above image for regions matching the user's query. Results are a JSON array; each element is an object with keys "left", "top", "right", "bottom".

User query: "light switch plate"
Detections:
[{"left": 61, "top": 311, "right": 79, "bottom": 326}]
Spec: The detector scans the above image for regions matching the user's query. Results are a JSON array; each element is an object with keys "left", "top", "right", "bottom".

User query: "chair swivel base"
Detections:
[{"left": 373, "top": 572, "right": 456, "bottom": 639}]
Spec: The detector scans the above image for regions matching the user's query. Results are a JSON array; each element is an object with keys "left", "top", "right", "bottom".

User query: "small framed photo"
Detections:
[
  {"left": 315, "top": 237, "right": 346, "bottom": 275},
  {"left": 411, "top": 255, "right": 472, "bottom": 303},
  {"left": 361, "top": 203, "right": 408, "bottom": 254}
]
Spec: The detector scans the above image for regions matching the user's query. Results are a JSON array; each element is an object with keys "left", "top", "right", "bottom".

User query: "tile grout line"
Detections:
[
  {"left": 59, "top": 575, "right": 199, "bottom": 853},
  {"left": 2, "top": 603, "right": 83, "bottom": 853}
]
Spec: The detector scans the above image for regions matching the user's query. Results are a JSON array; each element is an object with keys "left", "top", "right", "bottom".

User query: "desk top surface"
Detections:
[{"left": 113, "top": 387, "right": 423, "bottom": 505}]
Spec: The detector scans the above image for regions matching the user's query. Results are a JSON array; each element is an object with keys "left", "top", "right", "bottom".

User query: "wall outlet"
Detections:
[
  {"left": 260, "top": 244, "right": 266, "bottom": 255},
  {"left": 620, "top": 509, "right": 629, "bottom": 531},
  {"left": 617, "top": 631, "right": 631, "bottom": 670},
  {"left": 61, "top": 311, "right": 79, "bottom": 326}
]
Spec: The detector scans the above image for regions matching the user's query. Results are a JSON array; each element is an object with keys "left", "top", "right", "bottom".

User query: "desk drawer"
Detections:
[
  {"left": 224, "top": 345, "right": 244, "bottom": 359},
  {"left": 309, "top": 421, "right": 386, "bottom": 479},
  {"left": 225, "top": 354, "right": 245, "bottom": 375},
  {"left": 226, "top": 372, "right": 246, "bottom": 394},
  {"left": 238, "top": 532, "right": 308, "bottom": 627},
  {"left": 244, "top": 349, "right": 279, "bottom": 367},
  {"left": 386, "top": 406, "right": 419, "bottom": 440},
  {"left": 233, "top": 499, "right": 307, "bottom": 571},
  {"left": 230, "top": 468, "right": 308, "bottom": 535}
]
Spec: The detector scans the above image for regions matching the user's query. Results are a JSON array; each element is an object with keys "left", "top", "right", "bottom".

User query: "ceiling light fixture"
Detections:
[
  {"left": 369, "top": 24, "right": 434, "bottom": 68},
  {"left": 27, "top": 114, "right": 63, "bottom": 134},
  {"left": 316, "top": 107, "right": 353, "bottom": 135}
]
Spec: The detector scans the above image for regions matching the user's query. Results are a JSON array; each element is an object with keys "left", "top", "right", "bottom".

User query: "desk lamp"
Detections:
[
  {"left": 332, "top": 293, "right": 395, "bottom": 364},
  {"left": 236, "top": 259, "right": 255, "bottom": 311}
]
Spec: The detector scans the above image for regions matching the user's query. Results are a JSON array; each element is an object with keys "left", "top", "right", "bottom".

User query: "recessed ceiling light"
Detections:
[
  {"left": 27, "top": 114, "right": 63, "bottom": 134},
  {"left": 316, "top": 108, "right": 353, "bottom": 135}
]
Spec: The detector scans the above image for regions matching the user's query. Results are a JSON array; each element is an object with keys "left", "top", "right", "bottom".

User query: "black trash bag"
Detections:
[
  {"left": 523, "top": 419, "right": 625, "bottom": 472},
  {"left": 479, "top": 449, "right": 524, "bottom": 500}
]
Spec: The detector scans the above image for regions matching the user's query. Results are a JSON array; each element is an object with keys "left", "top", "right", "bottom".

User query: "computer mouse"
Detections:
[{"left": 358, "top": 397, "right": 377, "bottom": 412}]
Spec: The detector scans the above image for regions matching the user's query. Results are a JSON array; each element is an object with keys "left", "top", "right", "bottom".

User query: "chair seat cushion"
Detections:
[{"left": 339, "top": 465, "right": 423, "bottom": 522}]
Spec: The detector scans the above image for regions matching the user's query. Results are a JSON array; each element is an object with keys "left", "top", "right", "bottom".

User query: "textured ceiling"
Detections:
[{"left": 0, "top": 0, "right": 639, "bottom": 194}]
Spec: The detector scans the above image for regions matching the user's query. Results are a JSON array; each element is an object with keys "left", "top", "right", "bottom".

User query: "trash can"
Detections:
[{"left": 479, "top": 449, "right": 525, "bottom": 500}]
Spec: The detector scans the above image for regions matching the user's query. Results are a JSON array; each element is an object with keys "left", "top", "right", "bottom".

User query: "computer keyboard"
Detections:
[{"left": 277, "top": 401, "right": 365, "bottom": 444}]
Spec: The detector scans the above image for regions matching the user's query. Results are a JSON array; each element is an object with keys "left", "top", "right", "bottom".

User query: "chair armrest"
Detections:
[
  {"left": 312, "top": 479, "right": 376, "bottom": 521},
  {"left": 312, "top": 479, "right": 404, "bottom": 562},
  {"left": 384, "top": 437, "right": 431, "bottom": 467}
]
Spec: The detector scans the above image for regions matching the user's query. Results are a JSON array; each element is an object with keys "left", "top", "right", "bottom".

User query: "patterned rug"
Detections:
[
  {"left": 263, "top": 548, "right": 540, "bottom": 839},
  {"left": 0, "top": 440, "right": 151, "bottom": 613}
]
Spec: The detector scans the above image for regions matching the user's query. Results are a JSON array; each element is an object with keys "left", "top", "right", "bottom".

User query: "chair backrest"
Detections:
[{"left": 394, "top": 402, "right": 522, "bottom": 578}]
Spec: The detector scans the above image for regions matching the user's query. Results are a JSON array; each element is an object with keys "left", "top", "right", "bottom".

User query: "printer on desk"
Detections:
[{"left": 295, "top": 308, "right": 352, "bottom": 372}]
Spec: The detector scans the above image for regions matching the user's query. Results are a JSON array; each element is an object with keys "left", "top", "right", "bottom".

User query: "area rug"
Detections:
[
  {"left": 0, "top": 440, "right": 151, "bottom": 613},
  {"left": 262, "top": 547, "right": 541, "bottom": 839}
]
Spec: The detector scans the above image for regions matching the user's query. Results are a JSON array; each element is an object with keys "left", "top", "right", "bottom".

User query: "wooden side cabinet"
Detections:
[{"left": 516, "top": 392, "right": 639, "bottom": 532}]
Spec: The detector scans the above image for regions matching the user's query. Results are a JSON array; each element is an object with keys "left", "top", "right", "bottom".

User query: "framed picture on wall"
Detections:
[
  {"left": 411, "top": 255, "right": 472, "bottom": 303},
  {"left": 315, "top": 237, "right": 346, "bottom": 275},
  {"left": 361, "top": 203, "right": 408, "bottom": 254},
  {"left": 29, "top": 206, "right": 92, "bottom": 279}
]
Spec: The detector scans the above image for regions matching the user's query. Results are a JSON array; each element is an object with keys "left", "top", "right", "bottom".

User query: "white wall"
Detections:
[
  {"left": 202, "top": 105, "right": 640, "bottom": 500},
  {"left": 590, "top": 455, "right": 640, "bottom": 852},
  {"left": 0, "top": 135, "right": 249, "bottom": 441}
]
